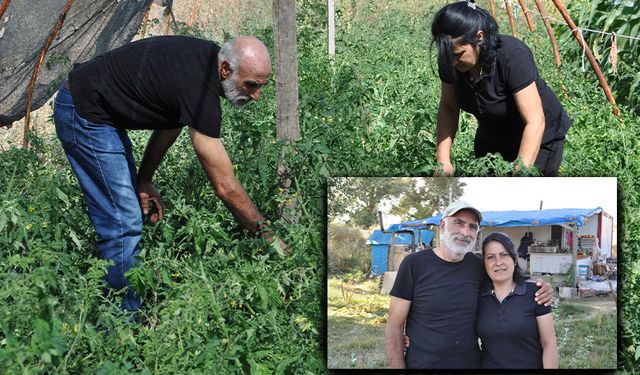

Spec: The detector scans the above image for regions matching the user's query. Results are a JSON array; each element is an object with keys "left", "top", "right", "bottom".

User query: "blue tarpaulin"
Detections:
[
  {"left": 387, "top": 207, "right": 603, "bottom": 230},
  {"left": 368, "top": 229, "right": 434, "bottom": 275},
  {"left": 367, "top": 229, "right": 434, "bottom": 245}
]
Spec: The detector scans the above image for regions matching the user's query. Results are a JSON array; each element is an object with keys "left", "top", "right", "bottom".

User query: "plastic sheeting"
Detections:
[
  {"left": 0, "top": 0, "right": 153, "bottom": 125},
  {"left": 388, "top": 207, "right": 603, "bottom": 230},
  {"left": 367, "top": 229, "right": 434, "bottom": 245},
  {"left": 368, "top": 229, "right": 435, "bottom": 276}
]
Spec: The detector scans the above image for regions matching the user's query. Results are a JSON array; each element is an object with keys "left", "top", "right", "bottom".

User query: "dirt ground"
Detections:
[{"left": 566, "top": 295, "right": 617, "bottom": 315}]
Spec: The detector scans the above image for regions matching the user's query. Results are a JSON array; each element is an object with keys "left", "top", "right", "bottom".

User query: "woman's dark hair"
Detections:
[
  {"left": 430, "top": 0, "right": 500, "bottom": 83},
  {"left": 481, "top": 232, "right": 527, "bottom": 288}
]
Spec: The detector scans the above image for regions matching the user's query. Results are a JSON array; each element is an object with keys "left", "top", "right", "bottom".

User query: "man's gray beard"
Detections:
[
  {"left": 442, "top": 224, "right": 476, "bottom": 259},
  {"left": 221, "top": 74, "right": 251, "bottom": 108}
]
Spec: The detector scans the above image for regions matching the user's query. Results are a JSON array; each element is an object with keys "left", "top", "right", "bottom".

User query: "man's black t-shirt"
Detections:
[
  {"left": 390, "top": 249, "right": 483, "bottom": 369},
  {"left": 69, "top": 36, "right": 223, "bottom": 138},
  {"left": 477, "top": 281, "right": 552, "bottom": 369},
  {"left": 443, "top": 35, "right": 572, "bottom": 161}
]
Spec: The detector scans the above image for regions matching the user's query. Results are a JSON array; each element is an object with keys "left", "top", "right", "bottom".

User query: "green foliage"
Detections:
[
  {"left": 2, "top": 0, "right": 640, "bottom": 372},
  {"left": 328, "top": 177, "right": 412, "bottom": 228},
  {"left": 327, "top": 224, "right": 370, "bottom": 275},
  {"left": 562, "top": 0, "right": 640, "bottom": 114},
  {"left": 390, "top": 178, "right": 466, "bottom": 221}
]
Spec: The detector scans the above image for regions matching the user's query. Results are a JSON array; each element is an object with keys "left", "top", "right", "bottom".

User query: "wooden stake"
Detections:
[
  {"left": 533, "top": 0, "right": 561, "bottom": 68},
  {"left": 504, "top": 0, "right": 517, "bottom": 37},
  {"left": 518, "top": 0, "right": 535, "bottom": 32},
  {"left": 0, "top": 0, "right": 11, "bottom": 20},
  {"left": 551, "top": 0, "right": 619, "bottom": 116},
  {"left": 23, "top": 0, "right": 75, "bottom": 149},
  {"left": 188, "top": 0, "right": 200, "bottom": 27},
  {"left": 328, "top": 0, "right": 335, "bottom": 56},
  {"left": 489, "top": 0, "right": 496, "bottom": 19},
  {"left": 140, "top": 4, "right": 151, "bottom": 39}
]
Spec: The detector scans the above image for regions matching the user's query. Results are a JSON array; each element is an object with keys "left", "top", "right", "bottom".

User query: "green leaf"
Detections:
[
  {"left": 69, "top": 230, "right": 82, "bottom": 250},
  {"left": 56, "top": 187, "right": 70, "bottom": 206},
  {"left": 270, "top": 238, "right": 285, "bottom": 257}
]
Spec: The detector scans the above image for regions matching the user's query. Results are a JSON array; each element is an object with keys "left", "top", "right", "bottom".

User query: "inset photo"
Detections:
[{"left": 327, "top": 177, "right": 617, "bottom": 370}]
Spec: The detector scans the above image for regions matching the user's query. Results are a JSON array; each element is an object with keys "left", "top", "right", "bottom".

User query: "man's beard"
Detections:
[
  {"left": 441, "top": 223, "right": 476, "bottom": 259},
  {"left": 221, "top": 73, "right": 251, "bottom": 108}
]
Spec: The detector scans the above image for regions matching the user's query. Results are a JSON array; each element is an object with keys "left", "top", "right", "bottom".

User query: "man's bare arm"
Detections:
[
  {"left": 189, "top": 126, "right": 265, "bottom": 233},
  {"left": 385, "top": 296, "right": 412, "bottom": 369},
  {"left": 137, "top": 128, "right": 182, "bottom": 222}
]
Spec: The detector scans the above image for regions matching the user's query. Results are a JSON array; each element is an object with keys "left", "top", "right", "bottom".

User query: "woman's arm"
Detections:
[
  {"left": 434, "top": 82, "right": 460, "bottom": 176},
  {"left": 513, "top": 81, "right": 545, "bottom": 168},
  {"left": 536, "top": 313, "right": 558, "bottom": 368}
]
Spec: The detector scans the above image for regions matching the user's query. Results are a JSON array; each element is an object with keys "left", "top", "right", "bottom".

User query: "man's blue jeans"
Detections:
[{"left": 54, "top": 84, "right": 142, "bottom": 311}]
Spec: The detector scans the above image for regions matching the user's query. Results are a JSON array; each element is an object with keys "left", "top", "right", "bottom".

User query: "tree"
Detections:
[
  {"left": 328, "top": 177, "right": 412, "bottom": 228},
  {"left": 390, "top": 178, "right": 466, "bottom": 221}
]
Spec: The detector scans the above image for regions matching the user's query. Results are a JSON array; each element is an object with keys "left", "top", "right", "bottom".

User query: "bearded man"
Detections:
[
  {"left": 384, "top": 201, "right": 551, "bottom": 369},
  {"left": 53, "top": 35, "right": 285, "bottom": 311}
]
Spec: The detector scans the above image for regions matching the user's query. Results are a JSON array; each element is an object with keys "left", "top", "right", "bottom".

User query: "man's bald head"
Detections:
[
  {"left": 219, "top": 36, "right": 271, "bottom": 77},
  {"left": 218, "top": 36, "right": 271, "bottom": 107}
]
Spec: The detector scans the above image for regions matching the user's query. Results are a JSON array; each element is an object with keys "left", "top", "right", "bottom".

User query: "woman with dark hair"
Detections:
[
  {"left": 478, "top": 232, "right": 558, "bottom": 368},
  {"left": 431, "top": 1, "right": 571, "bottom": 176}
]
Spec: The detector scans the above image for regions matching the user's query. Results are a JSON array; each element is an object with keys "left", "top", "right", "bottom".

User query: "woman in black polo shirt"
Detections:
[
  {"left": 431, "top": 1, "right": 572, "bottom": 176},
  {"left": 478, "top": 232, "right": 558, "bottom": 368}
]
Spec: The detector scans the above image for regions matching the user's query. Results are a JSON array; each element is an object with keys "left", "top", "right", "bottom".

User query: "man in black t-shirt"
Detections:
[
  {"left": 53, "top": 35, "right": 286, "bottom": 311},
  {"left": 384, "top": 201, "right": 552, "bottom": 369}
]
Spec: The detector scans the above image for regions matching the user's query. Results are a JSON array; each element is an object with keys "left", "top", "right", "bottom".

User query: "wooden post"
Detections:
[
  {"left": 518, "top": 0, "right": 535, "bottom": 32},
  {"left": 23, "top": 0, "right": 75, "bottom": 148},
  {"left": 272, "top": 0, "right": 300, "bottom": 141},
  {"left": 504, "top": 0, "right": 517, "bottom": 37},
  {"left": 551, "top": 0, "right": 619, "bottom": 116},
  {"left": 328, "top": 0, "right": 335, "bottom": 56},
  {"left": 273, "top": 0, "right": 301, "bottom": 223},
  {"left": 533, "top": 0, "right": 561, "bottom": 68}
]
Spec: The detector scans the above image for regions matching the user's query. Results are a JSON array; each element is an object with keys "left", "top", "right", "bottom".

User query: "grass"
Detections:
[
  {"left": 327, "top": 278, "right": 387, "bottom": 369},
  {"left": 327, "top": 276, "right": 617, "bottom": 369}
]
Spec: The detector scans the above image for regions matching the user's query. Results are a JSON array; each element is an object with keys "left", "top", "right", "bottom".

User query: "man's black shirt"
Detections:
[
  {"left": 390, "top": 249, "right": 483, "bottom": 369},
  {"left": 69, "top": 36, "right": 223, "bottom": 138}
]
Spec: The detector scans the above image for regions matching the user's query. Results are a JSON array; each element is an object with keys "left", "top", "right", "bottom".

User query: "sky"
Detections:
[{"left": 382, "top": 177, "right": 617, "bottom": 224}]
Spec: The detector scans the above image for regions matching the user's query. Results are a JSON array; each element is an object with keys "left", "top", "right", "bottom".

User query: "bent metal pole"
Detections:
[{"left": 551, "top": 0, "right": 619, "bottom": 116}]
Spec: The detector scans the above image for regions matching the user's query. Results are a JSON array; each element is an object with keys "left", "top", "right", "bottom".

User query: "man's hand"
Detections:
[
  {"left": 433, "top": 160, "right": 454, "bottom": 176},
  {"left": 403, "top": 334, "right": 411, "bottom": 352},
  {"left": 268, "top": 236, "right": 289, "bottom": 256},
  {"left": 535, "top": 278, "right": 554, "bottom": 307},
  {"left": 137, "top": 180, "right": 164, "bottom": 223}
]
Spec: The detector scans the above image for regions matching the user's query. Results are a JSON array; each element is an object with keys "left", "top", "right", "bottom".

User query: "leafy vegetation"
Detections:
[
  {"left": 563, "top": 0, "right": 640, "bottom": 114},
  {"left": 1, "top": 0, "right": 639, "bottom": 372}
]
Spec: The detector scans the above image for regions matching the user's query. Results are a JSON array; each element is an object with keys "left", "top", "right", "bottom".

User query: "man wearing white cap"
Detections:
[{"left": 384, "top": 200, "right": 552, "bottom": 369}]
